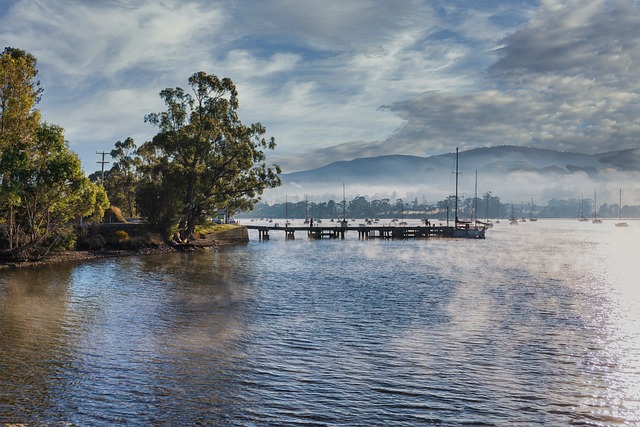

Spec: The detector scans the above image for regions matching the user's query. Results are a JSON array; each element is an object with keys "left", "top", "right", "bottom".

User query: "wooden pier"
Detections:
[{"left": 245, "top": 224, "right": 455, "bottom": 240}]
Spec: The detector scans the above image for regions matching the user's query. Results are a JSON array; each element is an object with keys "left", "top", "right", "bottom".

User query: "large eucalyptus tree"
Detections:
[{"left": 140, "top": 72, "right": 281, "bottom": 242}]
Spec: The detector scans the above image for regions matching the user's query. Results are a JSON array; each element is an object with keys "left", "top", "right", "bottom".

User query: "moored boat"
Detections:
[
  {"left": 592, "top": 190, "right": 603, "bottom": 224},
  {"left": 615, "top": 189, "right": 629, "bottom": 227},
  {"left": 452, "top": 148, "right": 485, "bottom": 239}
]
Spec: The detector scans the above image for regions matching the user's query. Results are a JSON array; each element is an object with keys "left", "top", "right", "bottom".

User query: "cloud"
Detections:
[
  {"left": 3, "top": 0, "right": 638, "bottom": 178},
  {"left": 3, "top": 1, "right": 224, "bottom": 83},
  {"left": 1, "top": 0, "right": 232, "bottom": 168},
  {"left": 237, "top": 0, "right": 427, "bottom": 52},
  {"left": 363, "top": 0, "right": 640, "bottom": 158}
]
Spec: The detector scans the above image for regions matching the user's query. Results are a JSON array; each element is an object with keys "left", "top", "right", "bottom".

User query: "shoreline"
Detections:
[
  {"left": 0, "top": 244, "right": 177, "bottom": 270},
  {"left": 0, "top": 226, "right": 250, "bottom": 270}
]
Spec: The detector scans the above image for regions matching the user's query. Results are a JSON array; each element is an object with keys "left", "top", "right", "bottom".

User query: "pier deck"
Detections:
[{"left": 245, "top": 224, "right": 455, "bottom": 240}]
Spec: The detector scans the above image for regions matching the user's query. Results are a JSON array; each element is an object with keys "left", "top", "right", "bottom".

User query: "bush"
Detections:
[
  {"left": 114, "top": 229, "right": 129, "bottom": 243},
  {"left": 104, "top": 206, "right": 127, "bottom": 223}
]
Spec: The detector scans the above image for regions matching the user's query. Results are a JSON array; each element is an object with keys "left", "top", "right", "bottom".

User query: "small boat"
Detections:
[
  {"left": 509, "top": 203, "right": 518, "bottom": 225},
  {"left": 615, "top": 189, "right": 629, "bottom": 227},
  {"left": 529, "top": 199, "right": 538, "bottom": 221},
  {"left": 452, "top": 148, "right": 485, "bottom": 239},
  {"left": 592, "top": 190, "right": 603, "bottom": 224},
  {"left": 578, "top": 195, "right": 589, "bottom": 221},
  {"left": 481, "top": 192, "right": 494, "bottom": 228}
]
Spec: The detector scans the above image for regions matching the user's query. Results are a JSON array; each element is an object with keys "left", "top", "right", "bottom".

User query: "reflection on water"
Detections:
[{"left": 1, "top": 220, "right": 639, "bottom": 425}]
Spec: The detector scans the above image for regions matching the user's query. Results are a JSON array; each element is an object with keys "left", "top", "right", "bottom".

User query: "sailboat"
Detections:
[
  {"left": 509, "top": 203, "right": 519, "bottom": 225},
  {"left": 520, "top": 202, "right": 527, "bottom": 222},
  {"left": 615, "top": 189, "right": 629, "bottom": 227},
  {"left": 592, "top": 190, "right": 603, "bottom": 224},
  {"left": 477, "top": 191, "right": 494, "bottom": 228},
  {"left": 578, "top": 195, "right": 589, "bottom": 222},
  {"left": 529, "top": 199, "right": 538, "bottom": 221},
  {"left": 340, "top": 183, "right": 348, "bottom": 227},
  {"left": 303, "top": 197, "right": 309, "bottom": 224},
  {"left": 453, "top": 148, "right": 485, "bottom": 238},
  {"left": 285, "top": 195, "right": 291, "bottom": 227},
  {"left": 474, "top": 173, "right": 493, "bottom": 229}
]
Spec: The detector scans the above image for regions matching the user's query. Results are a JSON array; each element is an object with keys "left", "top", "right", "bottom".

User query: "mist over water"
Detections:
[{"left": 1, "top": 220, "right": 639, "bottom": 425}]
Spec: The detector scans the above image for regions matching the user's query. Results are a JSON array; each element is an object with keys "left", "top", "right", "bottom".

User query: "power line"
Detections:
[{"left": 96, "top": 151, "right": 110, "bottom": 183}]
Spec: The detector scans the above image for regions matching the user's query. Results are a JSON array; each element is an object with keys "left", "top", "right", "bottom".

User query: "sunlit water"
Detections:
[{"left": 1, "top": 220, "right": 639, "bottom": 426}]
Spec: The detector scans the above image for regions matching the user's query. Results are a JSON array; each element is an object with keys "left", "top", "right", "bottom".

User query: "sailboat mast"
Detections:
[
  {"left": 342, "top": 183, "right": 346, "bottom": 223},
  {"left": 619, "top": 189, "right": 623, "bottom": 221},
  {"left": 485, "top": 192, "right": 490, "bottom": 222},
  {"left": 454, "top": 148, "right": 459, "bottom": 224},
  {"left": 530, "top": 198, "right": 533, "bottom": 219},
  {"left": 474, "top": 170, "right": 478, "bottom": 223}
]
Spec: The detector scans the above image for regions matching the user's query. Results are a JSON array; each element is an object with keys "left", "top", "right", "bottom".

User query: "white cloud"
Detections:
[{"left": 3, "top": 0, "right": 638, "bottom": 180}]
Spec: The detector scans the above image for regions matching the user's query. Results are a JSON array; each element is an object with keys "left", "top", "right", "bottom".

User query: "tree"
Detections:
[
  {"left": 1, "top": 47, "right": 43, "bottom": 251},
  {"left": 1, "top": 123, "right": 109, "bottom": 258},
  {"left": 140, "top": 71, "right": 281, "bottom": 241},
  {"left": 0, "top": 47, "right": 42, "bottom": 148},
  {"left": 349, "top": 196, "right": 370, "bottom": 218},
  {"left": 0, "top": 48, "right": 108, "bottom": 259},
  {"left": 104, "top": 137, "right": 140, "bottom": 217}
]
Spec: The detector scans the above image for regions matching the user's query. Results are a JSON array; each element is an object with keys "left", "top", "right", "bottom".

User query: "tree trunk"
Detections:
[
  {"left": 181, "top": 206, "right": 202, "bottom": 242},
  {"left": 8, "top": 205, "right": 14, "bottom": 251}
]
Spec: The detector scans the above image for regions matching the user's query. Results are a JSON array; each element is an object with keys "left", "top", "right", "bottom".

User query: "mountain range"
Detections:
[
  {"left": 282, "top": 145, "right": 640, "bottom": 187},
  {"left": 265, "top": 145, "right": 640, "bottom": 203}
]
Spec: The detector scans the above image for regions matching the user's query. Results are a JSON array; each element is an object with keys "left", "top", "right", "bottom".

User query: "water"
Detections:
[{"left": 1, "top": 220, "right": 639, "bottom": 426}]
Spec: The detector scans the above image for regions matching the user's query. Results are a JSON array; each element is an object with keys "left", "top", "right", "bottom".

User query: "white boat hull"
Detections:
[{"left": 453, "top": 227, "right": 486, "bottom": 239}]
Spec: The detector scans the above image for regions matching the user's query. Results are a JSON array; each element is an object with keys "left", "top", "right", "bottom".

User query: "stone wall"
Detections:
[{"left": 190, "top": 226, "right": 249, "bottom": 248}]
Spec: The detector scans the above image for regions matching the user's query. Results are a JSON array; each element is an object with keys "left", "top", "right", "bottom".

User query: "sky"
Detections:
[{"left": 2, "top": 0, "right": 640, "bottom": 179}]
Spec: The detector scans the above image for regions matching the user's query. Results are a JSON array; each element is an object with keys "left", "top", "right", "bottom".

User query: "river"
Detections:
[{"left": 1, "top": 219, "right": 639, "bottom": 426}]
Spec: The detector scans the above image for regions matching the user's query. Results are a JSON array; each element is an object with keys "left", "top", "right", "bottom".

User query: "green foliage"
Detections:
[
  {"left": 103, "top": 137, "right": 140, "bottom": 217},
  {"left": 0, "top": 47, "right": 42, "bottom": 149},
  {"left": 0, "top": 48, "right": 110, "bottom": 259},
  {"left": 139, "top": 71, "right": 281, "bottom": 241}
]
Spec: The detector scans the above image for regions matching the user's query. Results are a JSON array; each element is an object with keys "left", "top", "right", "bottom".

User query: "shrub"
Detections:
[
  {"left": 104, "top": 206, "right": 127, "bottom": 223},
  {"left": 114, "top": 229, "right": 130, "bottom": 243}
]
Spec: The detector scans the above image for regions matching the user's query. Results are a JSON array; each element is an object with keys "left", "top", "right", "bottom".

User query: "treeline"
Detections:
[
  {"left": 239, "top": 194, "right": 640, "bottom": 220},
  {"left": 1, "top": 48, "right": 280, "bottom": 260}
]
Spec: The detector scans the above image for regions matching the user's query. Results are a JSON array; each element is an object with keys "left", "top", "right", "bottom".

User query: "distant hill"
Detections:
[{"left": 282, "top": 145, "right": 640, "bottom": 187}]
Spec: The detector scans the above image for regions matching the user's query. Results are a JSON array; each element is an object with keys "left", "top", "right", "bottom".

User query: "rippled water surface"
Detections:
[{"left": 1, "top": 220, "right": 639, "bottom": 426}]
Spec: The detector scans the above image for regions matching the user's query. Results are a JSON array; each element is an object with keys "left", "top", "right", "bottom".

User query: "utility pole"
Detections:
[{"left": 96, "top": 151, "right": 110, "bottom": 183}]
